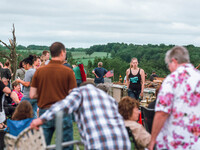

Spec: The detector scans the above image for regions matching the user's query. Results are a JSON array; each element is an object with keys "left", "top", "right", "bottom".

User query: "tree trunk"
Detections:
[{"left": 0, "top": 24, "right": 18, "bottom": 81}]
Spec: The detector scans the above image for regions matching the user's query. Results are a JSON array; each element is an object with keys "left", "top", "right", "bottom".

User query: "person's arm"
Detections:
[
  {"left": 0, "top": 62, "right": 3, "bottom": 68},
  {"left": 30, "top": 87, "right": 38, "bottom": 99},
  {"left": 10, "top": 91, "right": 20, "bottom": 104},
  {"left": 92, "top": 69, "right": 99, "bottom": 78},
  {"left": 126, "top": 69, "right": 130, "bottom": 88},
  {"left": 3, "top": 87, "right": 11, "bottom": 94},
  {"left": 148, "top": 111, "right": 169, "bottom": 150},
  {"left": 140, "top": 69, "right": 145, "bottom": 97},
  {"left": 103, "top": 69, "right": 108, "bottom": 78},
  {"left": 16, "top": 79, "right": 30, "bottom": 87}
]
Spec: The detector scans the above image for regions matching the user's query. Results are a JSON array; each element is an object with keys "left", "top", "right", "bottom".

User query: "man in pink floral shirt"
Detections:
[{"left": 149, "top": 46, "right": 200, "bottom": 150}]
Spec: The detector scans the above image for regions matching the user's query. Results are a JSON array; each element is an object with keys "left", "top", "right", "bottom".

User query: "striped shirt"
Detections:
[{"left": 41, "top": 84, "right": 131, "bottom": 149}]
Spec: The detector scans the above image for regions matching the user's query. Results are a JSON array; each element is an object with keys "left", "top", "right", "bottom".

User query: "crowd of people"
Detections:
[{"left": 0, "top": 43, "right": 200, "bottom": 150}]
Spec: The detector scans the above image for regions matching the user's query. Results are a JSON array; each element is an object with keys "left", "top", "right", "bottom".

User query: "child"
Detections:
[{"left": 6, "top": 100, "right": 34, "bottom": 136}]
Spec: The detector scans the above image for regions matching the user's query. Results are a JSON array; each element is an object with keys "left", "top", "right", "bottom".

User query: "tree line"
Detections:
[
  {"left": 67, "top": 43, "right": 200, "bottom": 81},
  {"left": 1, "top": 42, "right": 200, "bottom": 81}
]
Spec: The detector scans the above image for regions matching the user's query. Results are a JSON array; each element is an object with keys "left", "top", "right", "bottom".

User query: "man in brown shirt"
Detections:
[{"left": 30, "top": 42, "right": 76, "bottom": 150}]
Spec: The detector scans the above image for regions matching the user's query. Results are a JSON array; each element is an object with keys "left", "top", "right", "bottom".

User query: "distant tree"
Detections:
[
  {"left": 17, "top": 45, "right": 27, "bottom": 50},
  {"left": 66, "top": 51, "right": 72, "bottom": 59},
  {"left": 87, "top": 60, "right": 93, "bottom": 68},
  {"left": 110, "top": 50, "right": 115, "bottom": 58},
  {"left": 85, "top": 48, "right": 94, "bottom": 56},
  {"left": 0, "top": 24, "right": 18, "bottom": 80}
]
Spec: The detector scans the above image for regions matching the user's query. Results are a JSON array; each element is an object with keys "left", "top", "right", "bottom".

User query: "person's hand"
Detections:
[
  {"left": 148, "top": 140, "right": 156, "bottom": 150},
  {"left": 96, "top": 75, "right": 99, "bottom": 78},
  {"left": 140, "top": 92, "right": 143, "bottom": 98},
  {"left": 30, "top": 118, "right": 44, "bottom": 130}
]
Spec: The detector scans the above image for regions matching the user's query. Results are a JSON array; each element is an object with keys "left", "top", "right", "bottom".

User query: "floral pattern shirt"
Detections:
[{"left": 155, "top": 63, "right": 200, "bottom": 150}]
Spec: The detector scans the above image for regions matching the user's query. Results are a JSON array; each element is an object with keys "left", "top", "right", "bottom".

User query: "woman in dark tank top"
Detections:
[{"left": 126, "top": 58, "right": 145, "bottom": 100}]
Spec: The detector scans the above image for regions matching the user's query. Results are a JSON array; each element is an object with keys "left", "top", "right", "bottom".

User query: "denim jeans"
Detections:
[
  {"left": 76, "top": 79, "right": 82, "bottom": 87},
  {"left": 39, "top": 108, "right": 73, "bottom": 150},
  {"left": 128, "top": 89, "right": 141, "bottom": 100},
  {"left": 21, "top": 97, "right": 38, "bottom": 118}
]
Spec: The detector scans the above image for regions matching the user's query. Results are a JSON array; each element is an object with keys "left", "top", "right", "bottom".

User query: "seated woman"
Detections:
[
  {"left": 10, "top": 81, "right": 23, "bottom": 105},
  {"left": 6, "top": 100, "right": 34, "bottom": 136},
  {"left": 118, "top": 96, "right": 151, "bottom": 150}
]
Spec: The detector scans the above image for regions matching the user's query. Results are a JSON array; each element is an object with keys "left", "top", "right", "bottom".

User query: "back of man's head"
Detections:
[
  {"left": 165, "top": 46, "right": 190, "bottom": 65},
  {"left": 98, "top": 62, "right": 103, "bottom": 67},
  {"left": 50, "top": 42, "right": 65, "bottom": 57}
]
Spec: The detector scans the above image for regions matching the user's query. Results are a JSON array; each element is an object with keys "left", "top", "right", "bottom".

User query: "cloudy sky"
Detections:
[{"left": 1, "top": 0, "right": 200, "bottom": 48}]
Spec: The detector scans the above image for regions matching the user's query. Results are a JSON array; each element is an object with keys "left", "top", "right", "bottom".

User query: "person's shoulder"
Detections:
[
  {"left": 139, "top": 68, "right": 144, "bottom": 73},
  {"left": 125, "top": 120, "right": 142, "bottom": 129},
  {"left": 61, "top": 65, "right": 74, "bottom": 71},
  {"left": 63, "top": 63, "right": 72, "bottom": 69},
  {"left": 126, "top": 68, "right": 130, "bottom": 73},
  {"left": 72, "top": 66, "right": 78, "bottom": 70}
]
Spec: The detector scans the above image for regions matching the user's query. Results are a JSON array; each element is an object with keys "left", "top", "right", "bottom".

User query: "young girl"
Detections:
[
  {"left": 7, "top": 100, "right": 34, "bottom": 136},
  {"left": 10, "top": 81, "right": 23, "bottom": 105}
]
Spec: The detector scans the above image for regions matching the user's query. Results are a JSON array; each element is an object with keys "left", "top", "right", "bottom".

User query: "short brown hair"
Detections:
[
  {"left": 118, "top": 96, "right": 139, "bottom": 120},
  {"left": 42, "top": 50, "right": 50, "bottom": 56},
  {"left": 12, "top": 81, "right": 20, "bottom": 89},
  {"left": 12, "top": 100, "right": 33, "bottom": 120},
  {"left": 50, "top": 42, "right": 65, "bottom": 57}
]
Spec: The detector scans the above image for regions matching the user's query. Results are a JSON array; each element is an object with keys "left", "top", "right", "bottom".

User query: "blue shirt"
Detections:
[
  {"left": 93, "top": 67, "right": 107, "bottom": 83},
  {"left": 41, "top": 84, "right": 131, "bottom": 149}
]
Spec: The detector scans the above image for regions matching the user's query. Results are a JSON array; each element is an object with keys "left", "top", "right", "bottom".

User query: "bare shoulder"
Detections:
[
  {"left": 140, "top": 68, "right": 145, "bottom": 74},
  {"left": 10, "top": 91, "right": 17, "bottom": 97},
  {"left": 126, "top": 68, "right": 130, "bottom": 74}
]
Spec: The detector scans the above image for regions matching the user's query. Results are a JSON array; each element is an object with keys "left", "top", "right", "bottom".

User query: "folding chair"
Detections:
[
  {"left": 4, "top": 111, "right": 83, "bottom": 150},
  {"left": 4, "top": 127, "right": 82, "bottom": 150},
  {"left": 140, "top": 106, "right": 155, "bottom": 133}
]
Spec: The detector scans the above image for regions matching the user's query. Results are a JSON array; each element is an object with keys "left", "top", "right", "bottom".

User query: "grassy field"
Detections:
[
  {"left": 70, "top": 51, "right": 109, "bottom": 66},
  {"left": 17, "top": 50, "right": 109, "bottom": 66}
]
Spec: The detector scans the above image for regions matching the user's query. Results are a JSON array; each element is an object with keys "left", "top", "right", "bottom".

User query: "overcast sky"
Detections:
[{"left": 1, "top": 0, "right": 200, "bottom": 48}]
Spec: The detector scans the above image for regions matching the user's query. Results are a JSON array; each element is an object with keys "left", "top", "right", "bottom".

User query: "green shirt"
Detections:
[{"left": 73, "top": 66, "right": 82, "bottom": 80}]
